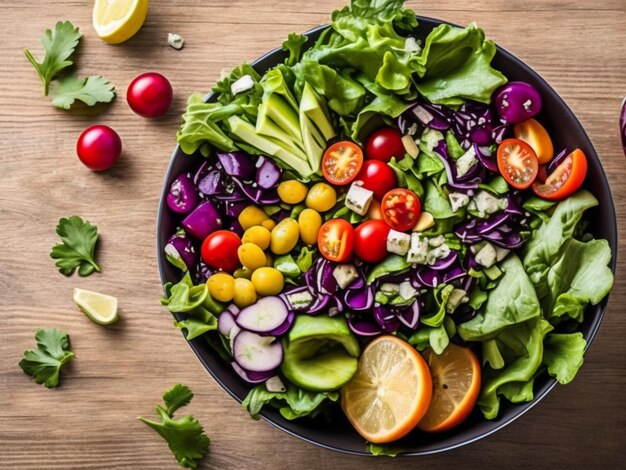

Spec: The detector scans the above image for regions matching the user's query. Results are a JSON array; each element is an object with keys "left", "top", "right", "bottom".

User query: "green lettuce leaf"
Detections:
[
  {"left": 415, "top": 23, "right": 507, "bottom": 105},
  {"left": 242, "top": 384, "right": 339, "bottom": 420},
  {"left": 458, "top": 255, "right": 540, "bottom": 341},
  {"left": 477, "top": 317, "right": 553, "bottom": 419},
  {"left": 543, "top": 333, "right": 586, "bottom": 384}
]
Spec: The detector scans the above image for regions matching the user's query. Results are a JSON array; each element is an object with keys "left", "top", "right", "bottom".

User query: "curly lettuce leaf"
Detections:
[
  {"left": 543, "top": 333, "right": 586, "bottom": 384},
  {"left": 415, "top": 23, "right": 507, "bottom": 105},
  {"left": 478, "top": 317, "right": 553, "bottom": 419},
  {"left": 242, "top": 384, "right": 339, "bottom": 420},
  {"left": 458, "top": 255, "right": 541, "bottom": 341}
]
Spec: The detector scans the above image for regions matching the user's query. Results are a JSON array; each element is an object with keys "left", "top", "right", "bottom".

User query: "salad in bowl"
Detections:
[{"left": 159, "top": 0, "right": 615, "bottom": 454}]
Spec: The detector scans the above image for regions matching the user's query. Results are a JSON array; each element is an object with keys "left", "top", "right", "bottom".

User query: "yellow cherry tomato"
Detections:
[
  {"left": 207, "top": 273, "right": 235, "bottom": 302},
  {"left": 277, "top": 180, "right": 308, "bottom": 204},
  {"left": 261, "top": 219, "right": 276, "bottom": 231},
  {"left": 233, "top": 278, "right": 257, "bottom": 308},
  {"left": 237, "top": 243, "right": 267, "bottom": 271},
  {"left": 298, "top": 208, "right": 322, "bottom": 246},
  {"left": 305, "top": 182, "right": 337, "bottom": 212},
  {"left": 270, "top": 218, "right": 300, "bottom": 255},
  {"left": 238, "top": 206, "right": 269, "bottom": 231},
  {"left": 251, "top": 267, "right": 284, "bottom": 296},
  {"left": 242, "top": 226, "right": 271, "bottom": 250}
]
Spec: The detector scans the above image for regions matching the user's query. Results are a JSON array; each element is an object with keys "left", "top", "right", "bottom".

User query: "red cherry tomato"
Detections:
[
  {"left": 365, "top": 127, "right": 406, "bottom": 163},
  {"left": 317, "top": 219, "right": 355, "bottom": 262},
  {"left": 76, "top": 125, "right": 122, "bottom": 171},
  {"left": 532, "top": 149, "right": 588, "bottom": 201},
  {"left": 201, "top": 230, "right": 242, "bottom": 273},
  {"left": 355, "top": 160, "right": 397, "bottom": 200},
  {"left": 322, "top": 141, "right": 364, "bottom": 186},
  {"left": 354, "top": 220, "right": 390, "bottom": 263},
  {"left": 381, "top": 188, "right": 421, "bottom": 232},
  {"left": 127, "top": 72, "right": 173, "bottom": 118},
  {"left": 497, "top": 138, "right": 539, "bottom": 190}
]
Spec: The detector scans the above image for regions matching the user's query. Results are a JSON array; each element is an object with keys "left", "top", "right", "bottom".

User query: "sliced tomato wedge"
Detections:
[
  {"left": 497, "top": 138, "right": 539, "bottom": 190},
  {"left": 514, "top": 118, "right": 554, "bottom": 164},
  {"left": 322, "top": 141, "right": 364, "bottom": 186},
  {"left": 317, "top": 219, "right": 355, "bottom": 262},
  {"left": 532, "top": 149, "right": 588, "bottom": 201},
  {"left": 381, "top": 188, "right": 421, "bottom": 232}
]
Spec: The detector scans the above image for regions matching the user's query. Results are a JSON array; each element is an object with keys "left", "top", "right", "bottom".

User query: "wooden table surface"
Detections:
[{"left": 1, "top": 0, "right": 625, "bottom": 468}]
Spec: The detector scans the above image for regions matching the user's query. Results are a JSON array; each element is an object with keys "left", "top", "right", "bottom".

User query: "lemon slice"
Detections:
[
  {"left": 341, "top": 335, "right": 432, "bottom": 443},
  {"left": 73, "top": 288, "right": 119, "bottom": 325},
  {"left": 93, "top": 0, "right": 150, "bottom": 44}
]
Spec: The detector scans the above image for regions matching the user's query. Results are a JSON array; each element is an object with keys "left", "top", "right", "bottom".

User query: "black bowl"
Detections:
[{"left": 157, "top": 17, "right": 618, "bottom": 455}]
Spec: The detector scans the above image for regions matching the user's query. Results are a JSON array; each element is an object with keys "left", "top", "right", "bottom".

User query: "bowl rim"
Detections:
[{"left": 156, "top": 16, "right": 618, "bottom": 456}]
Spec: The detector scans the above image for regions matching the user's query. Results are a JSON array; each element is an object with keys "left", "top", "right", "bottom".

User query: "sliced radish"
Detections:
[
  {"left": 233, "top": 331, "right": 283, "bottom": 372},
  {"left": 264, "top": 311, "right": 295, "bottom": 337},
  {"left": 229, "top": 325, "right": 241, "bottom": 352},
  {"left": 218, "top": 311, "right": 237, "bottom": 336},
  {"left": 231, "top": 362, "right": 275, "bottom": 384},
  {"left": 235, "top": 296, "right": 289, "bottom": 334}
]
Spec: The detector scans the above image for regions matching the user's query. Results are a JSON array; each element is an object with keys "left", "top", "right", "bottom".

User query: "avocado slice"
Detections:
[{"left": 280, "top": 315, "right": 360, "bottom": 392}]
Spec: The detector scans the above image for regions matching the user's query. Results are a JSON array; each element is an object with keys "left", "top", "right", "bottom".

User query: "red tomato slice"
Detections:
[
  {"left": 381, "top": 189, "right": 421, "bottom": 232},
  {"left": 365, "top": 127, "right": 406, "bottom": 163},
  {"left": 497, "top": 139, "right": 539, "bottom": 190},
  {"left": 317, "top": 219, "right": 355, "bottom": 262},
  {"left": 532, "top": 149, "right": 588, "bottom": 201},
  {"left": 354, "top": 220, "right": 390, "bottom": 263},
  {"left": 322, "top": 141, "right": 364, "bottom": 186},
  {"left": 355, "top": 160, "right": 398, "bottom": 200},
  {"left": 513, "top": 118, "right": 554, "bottom": 165},
  {"left": 201, "top": 230, "right": 242, "bottom": 273}
]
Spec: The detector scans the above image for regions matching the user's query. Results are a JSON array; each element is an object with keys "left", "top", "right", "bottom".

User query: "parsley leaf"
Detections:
[
  {"left": 50, "top": 75, "right": 115, "bottom": 109},
  {"left": 50, "top": 216, "right": 101, "bottom": 277},
  {"left": 24, "top": 21, "right": 82, "bottom": 95},
  {"left": 140, "top": 384, "right": 210, "bottom": 469},
  {"left": 19, "top": 328, "right": 75, "bottom": 388}
]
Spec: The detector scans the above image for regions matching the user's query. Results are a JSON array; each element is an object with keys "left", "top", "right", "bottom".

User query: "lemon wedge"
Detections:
[
  {"left": 73, "top": 288, "right": 119, "bottom": 325},
  {"left": 93, "top": 0, "right": 149, "bottom": 44}
]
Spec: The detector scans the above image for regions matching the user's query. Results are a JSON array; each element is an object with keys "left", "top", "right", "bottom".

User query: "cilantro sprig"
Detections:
[
  {"left": 24, "top": 20, "right": 115, "bottom": 108},
  {"left": 140, "top": 384, "right": 210, "bottom": 469},
  {"left": 24, "top": 21, "right": 81, "bottom": 95},
  {"left": 19, "top": 328, "right": 75, "bottom": 388},
  {"left": 50, "top": 215, "right": 101, "bottom": 276}
]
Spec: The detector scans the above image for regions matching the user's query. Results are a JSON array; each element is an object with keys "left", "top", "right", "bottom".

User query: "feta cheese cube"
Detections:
[
  {"left": 387, "top": 229, "right": 411, "bottom": 256},
  {"left": 167, "top": 33, "right": 185, "bottom": 50},
  {"left": 332, "top": 264, "right": 359, "bottom": 289},
  {"left": 407, "top": 233, "right": 428, "bottom": 264},
  {"left": 473, "top": 191, "right": 507, "bottom": 217},
  {"left": 345, "top": 183, "right": 373, "bottom": 216},
  {"left": 456, "top": 146, "right": 478, "bottom": 177},
  {"left": 265, "top": 376, "right": 286, "bottom": 392},
  {"left": 399, "top": 281, "right": 417, "bottom": 300},
  {"left": 475, "top": 242, "right": 497, "bottom": 268},
  {"left": 231, "top": 75, "right": 255, "bottom": 95},
  {"left": 427, "top": 244, "right": 451, "bottom": 265},
  {"left": 286, "top": 290, "right": 314, "bottom": 310},
  {"left": 449, "top": 192, "right": 470, "bottom": 212}
]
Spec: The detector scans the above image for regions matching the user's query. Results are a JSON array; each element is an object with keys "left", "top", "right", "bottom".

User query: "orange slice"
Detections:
[
  {"left": 418, "top": 343, "right": 481, "bottom": 433},
  {"left": 341, "top": 335, "right": 432, "bottom": 444}
]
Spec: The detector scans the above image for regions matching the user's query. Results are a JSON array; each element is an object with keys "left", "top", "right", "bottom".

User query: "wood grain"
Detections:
[{"left": 1, "top": 1, "right": 625, "bottom": 468}]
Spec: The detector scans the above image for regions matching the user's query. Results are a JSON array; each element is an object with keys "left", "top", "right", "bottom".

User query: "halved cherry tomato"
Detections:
[
  {"left": 514, "top": 118, "right": 554, "bottom": 164},
  {"left": 322, "top": 141, "right": 364, "bottom": 186},
  {"left": 496, "top": 139, "right": 539, "bottom": 190},
  {"left": 354, "top": 220, "right": 390, "bottom": 263},
  {"left": 381, "top": 188, "right": 421, "bottom": 232},
  {"left": 201, "top": 230, "right": 242, "bottom": 273},
  {"left": 532, "top": 149, "right": 588, "bottom": 201},
  {"left": 365, "top": 127, "right": 406, "bottom": 163},
  {"left": 355, "top": 160, "right": 397, "bottom": 200},
  {"left": 317, "top": 219, "right": 355, "bottom": 262}
]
